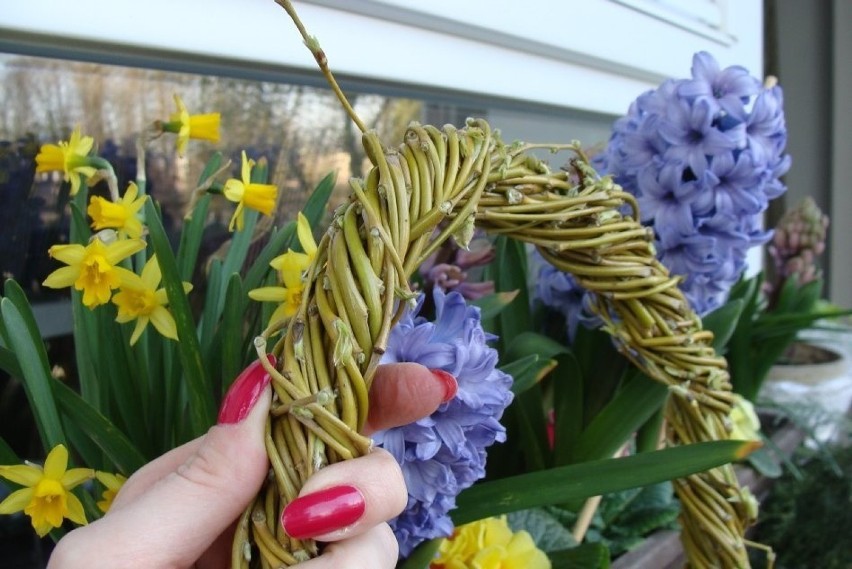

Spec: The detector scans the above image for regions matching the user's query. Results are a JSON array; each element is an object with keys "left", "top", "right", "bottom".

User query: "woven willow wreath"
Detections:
[{"left": 232, "top": 3, "right": 759, "bottom": 567}]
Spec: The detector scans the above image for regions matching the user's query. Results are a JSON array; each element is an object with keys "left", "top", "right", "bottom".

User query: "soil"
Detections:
[{"left": 776, "top": 341, "right": 842, "bottom": 365}]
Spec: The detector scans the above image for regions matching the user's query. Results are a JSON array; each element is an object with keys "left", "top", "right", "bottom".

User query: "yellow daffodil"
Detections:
[
  {"left": 87, "top": 182, "right": 147, "bottom": 239},
  {"left": 43, "top": 237, "right": 146, "bottom": 308},
  {"left": 431, "top": 516, "right": 551, "bottom": 569},
  {"left": 249, "top": 250, "right": 308, "bottom": 325},
  {"left": 729, "top": 394, "right": 761, "bottom": 441},
  {"left": 164, "top": 94, "right": 221, "bottom": 156},
  {"left": 34, "top": 126, "right": 98, "bottom": 196},
  {"left": 0, "top": 445, "right": 94, "bottom": 537},
  {"left": 223, "top": 151, "right": 279, "bottom": 232},
  {"left": 248, "top": 212, "right": 318, "bottom": 325},
  {"left": 94, "top": 471, "right": 127, "bottom": 513},
  {"left": 112, "top": 255, "right": 192, "bottom": 345},
  {"left": 295, "top": 211, "right": 318, "bottom": 262}
]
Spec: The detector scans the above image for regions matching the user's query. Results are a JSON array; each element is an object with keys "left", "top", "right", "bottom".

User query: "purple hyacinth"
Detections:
[
  {"left": 372, "top": 289, "right": 513, "bottom": 557},
  {"left": 535, "top": 261, "right": 602, "bottom": 342},
  {"left": 594, "top": 51, "right": 790, "bottom": 315}
]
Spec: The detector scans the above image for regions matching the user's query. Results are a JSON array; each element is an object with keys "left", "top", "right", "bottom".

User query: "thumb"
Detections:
[{"left": 54, "top": 362, "right": 272, "bottom": 568}]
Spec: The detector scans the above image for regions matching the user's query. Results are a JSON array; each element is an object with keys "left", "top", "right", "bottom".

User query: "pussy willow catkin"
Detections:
[{"left": 232, "top": 115, "right": 757, "bottom": 568}]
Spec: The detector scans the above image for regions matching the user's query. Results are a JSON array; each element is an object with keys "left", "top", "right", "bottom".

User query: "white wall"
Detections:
[{"left": 0, "top": 0, "right": 764, "bottom": 116}]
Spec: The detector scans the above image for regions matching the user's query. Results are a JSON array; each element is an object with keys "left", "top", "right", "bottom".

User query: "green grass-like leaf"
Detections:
[
  {"left": 1, "top": 284, "right": 66, "bottom": 451},
  {"left": 52, "top": 380, "right": 146, "bottom": 474},
  {"left": 145, "top": 200, "right": 215, "bottom": 435},
  {"left": 452, "top": 440, "right": 750, "bottom": 525}
]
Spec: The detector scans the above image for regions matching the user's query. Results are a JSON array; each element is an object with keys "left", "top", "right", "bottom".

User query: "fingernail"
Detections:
[
  {"left": 281, "top": 485, "right": 366, "bottom": 539},
  {"left": 218, "top": 355, "right": 276, "bottom": 424},
  {"left": 430, "top": 369, "right": 458, "bottom": 403}
]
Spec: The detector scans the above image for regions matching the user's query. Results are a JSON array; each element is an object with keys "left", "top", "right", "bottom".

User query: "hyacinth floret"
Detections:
[
  {"left": 373, "top": 289, "right": 513, "bottom": 556},
  {"left": 594, "top": 51, "right": 790, "bottom": 314},
  {"left": 535, "top": 261, "right": 602, "bottom": 342}
]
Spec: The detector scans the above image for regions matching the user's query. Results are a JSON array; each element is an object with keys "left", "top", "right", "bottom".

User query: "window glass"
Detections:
[{"left": 0, "top": 53, "right": 423, "bottom": 302}]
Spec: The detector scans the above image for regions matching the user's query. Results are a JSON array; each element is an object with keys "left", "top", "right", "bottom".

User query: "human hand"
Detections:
[{"left": 48, "top": 360, "right": 457, "bottom": 569}]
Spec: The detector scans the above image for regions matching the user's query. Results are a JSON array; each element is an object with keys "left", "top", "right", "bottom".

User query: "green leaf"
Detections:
[
  {"left": 487, "top": 236, "right": 531, "bottom": 352},
  {"left": 176, "top": 194, "right": 212, "bottom": 282},
  {"left": 505, "top": 331, "right": 570, "bottom": 363},
  {"left": 1, "top": 288, "right": 65, "bottom": 451},
  {"left": 574, "top": 372, "right": 668, "bottom": 463},
  {"left": 452, "top": 440, "right": 751, "bottom": 524},
  {"left": 0, "top": 436, "right": 19, "bottom": 465},
  {"left": 746, "top": 445, "right": 783, "bottom": 478},
  {"left": 472, "top": 290, "right": 520, "bottom": 320},
  {"left": 53, "top": 380, "right": 146, "bottom": 474},
  {"left": 507, "top": 508, "right": 577, "bottom": 552},
  {"left": 548, "top": 543, "right": 611, "bottom": 569},
  {"left": 221, "top": 273, "right": 246, "bottom": 392},
  {"left": 397, "top": 538, "right": 442, "bottom": 569},
  {"left": 501, "top": 354, "right": 556, "bottom": 395},
  {"left": 702, "top": 298, "right": 745, "bottom": 352},
  {"left": 302, "top": 171, "right": 335, "bottom": 229},
  {"left": 242, "top": 221, "right": 296, "bottom": 294},
  {"left": 552, "top": 352, "right": 584, "bottom": 466},
  {"left": 0, "top": 344, "right": 22, "bottom": 377},
  {"left": 145, "top": 200, "right": 215, "bottom": 435}
]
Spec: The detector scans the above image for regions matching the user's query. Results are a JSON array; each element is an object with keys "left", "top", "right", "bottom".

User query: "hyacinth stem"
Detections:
[{"left": 234, "top": 3, "right": 765, "bottom": 567}]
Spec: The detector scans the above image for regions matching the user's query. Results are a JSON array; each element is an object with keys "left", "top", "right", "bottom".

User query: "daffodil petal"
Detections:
[
  {"left": 223, "top": 179, "right": 245, "bottom": 203},
  {"left": 61, "top": 467, "right": 95, "bottom": 490},
  {"left": 43, "top": 445, "right": 68, "bottom": 480},
  {"left": 248, "top": 287, "right": 289, "bottom": 302},
  {"left": 0, "top": 464, "right": 42, "bottom": 487},
  {"left": 104, "top": 238, "right": 146, "bottom": 264},
  {"left": 65, "top": 491, "right": 88, "bottom": 526},
  {"left": 0, "top": 487, "right": 34, "bottom": 515},
  {"left": 229, "top": 203, "right": 244, "bottom": 232},
  {"left": 297, "top": 212, "right": 318, "bottom": 257},
  {"left": 149, "top": 306, "right": 178, "bottom": 341},
  {"left": 42, "top": 266, "right": 80, "bottom": 289},
  {"left": 124, "top": 182, "right": 138, "bottom": 202},
  {"left": 268, "top": 302, "right": 291, "bottom": 327},
  {"left": 48, "top": 244, "right": 86, "bottom": 265},
  {"left": 116, "top": 267, "right": 144, "bottom": 289},
  {"left": 129, "top": 317, "right": 149, "bottom": 346},
  {"left": 95, "top": 471, "right": 126, "bottom": 490},
  {"left": 240, "top": 150, "right": 252, "bottom": 184},
  {"left": 141, "top": 255, "right": 162, "bottom": 289}
]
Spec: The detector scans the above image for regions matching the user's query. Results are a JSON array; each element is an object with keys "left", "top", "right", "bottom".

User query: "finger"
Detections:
[
  {"left": 296, "top": 523, "right": 399, "bottom": 569},
  {"left": 108, "top": 437, "right": 204, "bottom": 511},
  {"left": 49, "top": 385, "right": 271, "bottom": 569},
  {"left": 362, "top": 362, "right": 457, "bottom": 435},
  {"left": 280, "top": 448, "right": 406, "bottom": 543}
]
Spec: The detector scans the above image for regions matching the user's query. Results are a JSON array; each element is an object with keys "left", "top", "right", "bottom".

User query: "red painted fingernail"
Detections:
[
  {"left": 430, "top": 369, "right": 458, "bottom": 403},
  {"left": 281, "top": 485, "right": 366, "bottom": 539},
  {"left": 217, "top": 355, "right": 276, "bottom": 424}
]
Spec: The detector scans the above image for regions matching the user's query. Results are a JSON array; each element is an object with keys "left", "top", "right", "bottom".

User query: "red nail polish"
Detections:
[
  {"left": 431, "top": 369, "right": 458, "bottom": 403},
  {"left": 218, "top": 355, "right": 276, "bottom": 424},
  {"left": 281, "top": 485, "right": 366, "bottom": 539}
]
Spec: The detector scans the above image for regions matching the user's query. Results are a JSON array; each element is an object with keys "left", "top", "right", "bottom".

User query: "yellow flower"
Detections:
[
  {"left": 223, "top": 151, "right": 279, "bottom": 232},
  {"left": 0, "top": 445, "right": 94, "bottom": 537},
  {"left": 431, "top": 516, "right": 551, "bottom": 569},
  {"left": 729, "top": 394, "right": 761, "bottom": 441},
  {"left": 87, "top": 182, "right": 147, "bottom": 239},
  {"left": 43, "top": 237, "right": 145, "bottom": 308},
  {"left": 34, "top": 126, "right": 98, "bottom": 196},
  {"left": 248, "top": 212, "right": 318, "bottom": 325},
  {"left": 295, "top": 211, "right": 318, "bottom": 262},
  {"left": 166, "top": 94, "right": 221, "bottom": 156},
  {"left": 94, "top": 471, "right": 127, "bottom": 513},
  {"left": 249, "top": 250, "right": 309, "bottom": 325},
  {"left": 112, "top": 255, "right": 192, "bottom": 345}
]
